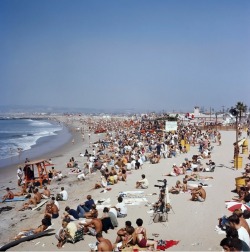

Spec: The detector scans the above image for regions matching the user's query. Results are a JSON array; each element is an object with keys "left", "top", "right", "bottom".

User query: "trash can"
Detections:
[
  {"left": 234, "top": 156, "right": 243, "bottom": 169},
  {"left": 242, "top": 139, "right": 248, "bottom": 154},
  {"left": 181, "top": 140, "right": 185, "bottom": 147},
  {"left": 184, "top": 143, "right": 190, "bottom": 152}
]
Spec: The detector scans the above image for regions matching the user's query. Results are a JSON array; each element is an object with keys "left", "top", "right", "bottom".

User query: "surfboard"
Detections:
[
  {"left": 0, "top": 197, "right": 27, "bottom": 203},
  {"left": 0, "top": 228, "right": 55, "bottom": 251},
  {"left": 32, "top": 199, "right": 49, "bottom": 211}
]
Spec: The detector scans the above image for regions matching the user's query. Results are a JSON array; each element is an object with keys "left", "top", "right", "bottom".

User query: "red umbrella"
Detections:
[{"left": 225, "top": 201, "right": 250, "bottom": 212}]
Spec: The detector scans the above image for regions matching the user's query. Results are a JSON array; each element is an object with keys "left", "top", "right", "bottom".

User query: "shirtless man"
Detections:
[
  {"left": 191, "top": 185, "right": 206, "bottom": 201},
  {"left": 14, "top": 184, "right": 27, "bottom": 196},
  {"left": 2, "top": 187, "right": 14, "bottom": 202},
  {"left": 19, "top": 188, "right": 42, "bottom": 210},
  {"left": 81, "top": 218, "right": 102, "bottom": 236},
  {"left": 96, "top": 232, "right": 113, "bottom": 252},
  {"left": 42, "top": 186, "right": 51, "bottom": 198},
  {"left": 45, "top": 200, "right": 59, "bottom": 219}
]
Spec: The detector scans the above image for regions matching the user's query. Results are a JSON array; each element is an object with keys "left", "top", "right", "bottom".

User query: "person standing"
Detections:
[{"left": 17, "top": 166, "right": 23, "bottom": 186}]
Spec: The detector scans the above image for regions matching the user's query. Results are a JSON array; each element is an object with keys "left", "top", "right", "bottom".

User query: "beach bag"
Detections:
[
  {"left": 160, "top": 212, "right": 167, "bottom": 222},
  {"left": 153, "top": 212, "right": 161, "bottom": 223},
  {"left": 153, "top": 212, "right": 167, "bottom": 223}
]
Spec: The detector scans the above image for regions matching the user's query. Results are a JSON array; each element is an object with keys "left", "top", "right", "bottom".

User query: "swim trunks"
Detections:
[
  {"left": 88, "top": 227, "right": 97, "bottom": 236},
  {"left": 138, "top": 238, "right": 147, "bottom": 247}
]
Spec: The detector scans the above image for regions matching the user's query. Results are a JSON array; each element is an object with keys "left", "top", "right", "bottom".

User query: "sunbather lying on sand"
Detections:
[
  {"left": 14, "top": 185, "right": 28, "bottom": 196},
  {"left": 18, "top": 188, "right": 42, "bottom": 211},
  {"left": 14, "top": 219, "right": 48, "bottom": 240}
]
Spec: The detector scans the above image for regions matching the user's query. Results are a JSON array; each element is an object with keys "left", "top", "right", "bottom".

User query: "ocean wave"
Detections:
[
  {"left": 0, "top": 119, "right": 63, "bottom": 160},
  {"left": 28, "top": 120, "right": 52, "bottom": 127}
]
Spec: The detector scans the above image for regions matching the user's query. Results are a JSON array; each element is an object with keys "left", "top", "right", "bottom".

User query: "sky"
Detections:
[{"left": 0, "top": 0, "right": 249, "bottom": 113}]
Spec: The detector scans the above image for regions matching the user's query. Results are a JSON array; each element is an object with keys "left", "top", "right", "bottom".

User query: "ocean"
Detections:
[{"left": 0, "top": 118, "right": 72, "bottom": 168}]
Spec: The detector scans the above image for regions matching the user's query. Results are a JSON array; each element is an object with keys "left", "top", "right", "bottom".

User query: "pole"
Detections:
[
  {"left": 235, "top": 115, "right": 239, "bottom": 170},
  {"left": 215, "top": 112, "right": 218, "bottom": 132}
]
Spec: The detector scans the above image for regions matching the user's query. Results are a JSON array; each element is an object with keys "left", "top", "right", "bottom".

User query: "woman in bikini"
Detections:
[{"left": 133, "top": 218, "right": 157, "bottom": 250}]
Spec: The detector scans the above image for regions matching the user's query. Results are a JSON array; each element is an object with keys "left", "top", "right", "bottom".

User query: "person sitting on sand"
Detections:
[
  {"left": 63, "top": 206, "right": 80, "bottom": 220},
  {"left": 94, "top": 176, "right": 108, "bottom": 189},
  {"left": 232, "top": 187, "right": 248, "bottom": 202},
  {"left": 191, "top": 184, "right": 206, "bottom": 202},
  {"left": 150, "top": 154, "right": 160, "bottom": 164},
  {"left": 115, "top": 220, "right": 134, "bottom": 244},
  {"left": 96, "top": 232, "right": 113, "bottom": 251},
  {"left": 228, "top": 214, "right": 250, "bottom": 247},
  {"left": 163, "top": 164, "right": 183, "bottom": 176},
  {"left": 14, "top": 219, "right": 48, "bottom": 240},
  {"left": 118, "top": 168, "right": 127, "bottom": 182},
  {"left": 233, "top": 209, "right": 250, "bottom": 236},
  {"left": 45, "top": 199, "right": 59, "bottom": 219},
  {"left": 56, "top": 187, "right": 68, "bottom": 201},
  {"left": 2, "top": 187, "right": 14, "bottom": 202},
  {"left": 80, "top": 217, "right": 103, "bottom": 236},
  {"left": 77, "top": 194, "right": 95, "bottom": 216},
  {"left": 169, "top": 180, "right": 183, "bottom": 194},
  {"left": 19, "top": 188, "right": 42, "bottom": 210},
  {"left": 132, "top": 218, "right": 157, "bottom": 250},
  {"left": 56, "top": 218, "right": 81, "bottom": 244},
  {"left": 55, "top": 220, "right": 68, "bottom": 248},
  {"left": 136, "top": 174, "right": 149, "bottom": 189},
  {"left": 84, "top": 204, "right": 98, "bottom": 219},
  {"left": 112, "top": 196, "right": 128, "bottom": 218},
  {"left": 42, "top": 186, "right": 51, "bottom": 199}
]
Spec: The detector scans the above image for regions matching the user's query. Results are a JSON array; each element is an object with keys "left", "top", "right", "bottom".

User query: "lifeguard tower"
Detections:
[{"left": 23, "top": 159, "right": 52, "bottom": 188}]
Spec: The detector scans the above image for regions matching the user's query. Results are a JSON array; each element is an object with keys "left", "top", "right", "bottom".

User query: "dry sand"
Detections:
[{"left": 0, "top": 118, "right": 249, "bottom": 251}]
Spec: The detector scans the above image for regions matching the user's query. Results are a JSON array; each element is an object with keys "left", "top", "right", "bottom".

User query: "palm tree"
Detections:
[{"left": 235, "top": 102, "right": 248, "bottom": 122}]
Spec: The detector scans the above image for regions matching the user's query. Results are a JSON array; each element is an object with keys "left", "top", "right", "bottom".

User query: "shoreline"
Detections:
[{"left": 0, "top": 125, "right": 72, "bottom": 169}]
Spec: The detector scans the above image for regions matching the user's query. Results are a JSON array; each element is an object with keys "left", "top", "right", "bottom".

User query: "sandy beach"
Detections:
[{"left": 0, "top": 116, "right": 249, "bottom": 252}]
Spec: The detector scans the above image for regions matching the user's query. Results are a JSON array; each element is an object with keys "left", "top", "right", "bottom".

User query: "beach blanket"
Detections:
[
  {"left": 0, "top": 227, "right": 55, "bottom": 251},
  {"left": 32, "top": 199, "right": 49, "bottom": 211},
  {"left": 156, "top": 240, "right": 180, "bottom": 250},
  {"left": 0, "top": 196, "right": 27, "bottom": 203},
  {"left": 187, "top": 183, "right": 212, "bottom": 188},
  {"left": 123, "top": 198, "right": 148, "bottom": 205},
  {"left": 119, "top": 191, "right": 144, "bottom": 195}
]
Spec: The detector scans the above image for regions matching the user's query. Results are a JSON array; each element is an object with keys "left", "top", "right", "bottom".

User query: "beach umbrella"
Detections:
[{"left": 225, "top": 201, "right": 250, "bottom": 212}]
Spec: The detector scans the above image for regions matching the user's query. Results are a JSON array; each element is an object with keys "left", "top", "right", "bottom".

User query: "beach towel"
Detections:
[
  {"left": 187, "top": 183, "right": 212, "bottom": 188},
  {"left": 156, "top": 240, "right": 180, "bottom": 250},
  {"left": 0, "top": 227, "right": 55, "bottom": 251},
  {"left": 0, "top": 196, "right": 27, "bottom": 203},
  {"left": 123, "top": 198, "right": 148, "bottom": 205}
]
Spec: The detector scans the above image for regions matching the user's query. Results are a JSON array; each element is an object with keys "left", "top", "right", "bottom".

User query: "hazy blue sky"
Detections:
[{"left": 0, "top": 0, "right": 249, "bottom": 112}]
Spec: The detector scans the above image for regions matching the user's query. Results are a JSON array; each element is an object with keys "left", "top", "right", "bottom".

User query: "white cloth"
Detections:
[
  {"left": 54, "top": 200, "right": 60, "bottom": 210},
  {"left": 138, "top": 178, "right": 149, "bottom": 187},
  {"left": 116, "top": 202, "right": 127, "bottom": 215},
  {"left": 60, "top": 190, "right": 68, "bottom": 201},
  {"left": 238, "top": 226, "right": 250, "bottom": 247},
  {"left": 17, "top": 168, "right": 23, "bottom": 179},
  {"left": 109, "top": 207, "right": 118, "bottom": 217}
]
